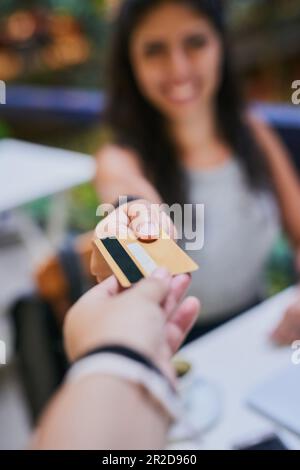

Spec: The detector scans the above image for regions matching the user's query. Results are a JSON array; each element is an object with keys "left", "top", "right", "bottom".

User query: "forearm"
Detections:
[
  {"left": 31, "top": 374, "right": 169, "bottom": 450},
  {"left": 96, "top": 174, "right": 163, "bottom": 205},
  {"left": 95, "top": 146, "right": 163, "bottom": 205}
]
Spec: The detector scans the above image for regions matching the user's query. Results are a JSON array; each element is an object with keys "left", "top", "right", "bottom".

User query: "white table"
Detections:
[
  {"left": 174, "top": 287, "right": 300, "bottom": 450},
  {"left": 0, "top": 138, "right": 95, "bottom": 212},
  {"left": 0, "top": 138, "right": 96, "bottom": 312}
]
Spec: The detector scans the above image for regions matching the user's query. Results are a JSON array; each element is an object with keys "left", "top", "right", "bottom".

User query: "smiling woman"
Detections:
[
  {"left": 129, "top": 3, "right": 222, "bottom": 117},
  {"left": 93, "top": 0, "right": 300, "bottom": 338},
  {"left": 102, "top": 0, "right": 269, "bottom": 206}
]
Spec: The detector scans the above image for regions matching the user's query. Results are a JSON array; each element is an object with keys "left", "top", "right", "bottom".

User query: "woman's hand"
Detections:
[
  {"left": 91, "top": 199, "right": 177, "bottom": 283},
  {"left": 33, "top": 271, "right": 199, "bottom": 450},
  {"left": 271, "top": 248, "right": 300, "bottom": 345},
  {"left": 271, "top": 293, "right": 300, "bottom": 345},
  {"left": 64, "top": 268, "right": 200, "bottom": 382}
]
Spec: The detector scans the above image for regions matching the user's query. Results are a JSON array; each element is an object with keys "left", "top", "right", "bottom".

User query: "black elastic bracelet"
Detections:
[
  {"left": 75, "top": 345, "right": 163, "bottom": 378},
  {"left": 113, "top": 195, "right": 141, "bottom": 209}
]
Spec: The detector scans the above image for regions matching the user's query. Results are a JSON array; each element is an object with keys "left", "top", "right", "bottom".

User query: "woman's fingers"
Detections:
[
  {"left": 127, "top": 199, "right": 177, "bottom": 241},
  {"left": 166, "top": 297, "right": 200, "bottom": 353},
  {"left": 162, "top": 274, "right": 191, "bottom": 317},
  {"left": 92, "top": 199, "right": 178, "bottom": 284},
  {"left": 128, "top": 199, "right": 160, "bottom": 240},
  {"left": 271, "top": 302, "right": 300, "bottom": 345},
  {"left": 271, "top": 326, "right": 294, "bottom": 345},
  {"left": 134, "top": 268, "right": 172, "bottom": 304},
  {"left": 96, "top": 206, "right": 135, "bottom": 240},
  {"left": 160, "top": 210, "right": 178, "bottom": 240},
  {"left": 95, "top": 199, "right": 172, "bottom": 241},
  {"left": 98, "top": 275, "right": 124, "bottom": 297},
  {"left": 74, "top": 276, "right": 123, "bottom": 306},
  {"left": 271, "top": 322, "right": 300, "bottom": 345}
]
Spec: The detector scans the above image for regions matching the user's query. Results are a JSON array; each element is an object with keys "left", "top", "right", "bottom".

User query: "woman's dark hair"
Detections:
[{"left": 104, "top": 0, "right": 269, "bottom": 205}]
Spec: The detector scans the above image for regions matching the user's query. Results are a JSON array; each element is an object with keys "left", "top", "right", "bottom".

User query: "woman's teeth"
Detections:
[{"left": 167, "top": 83, "right": 196, "bottom": 102}]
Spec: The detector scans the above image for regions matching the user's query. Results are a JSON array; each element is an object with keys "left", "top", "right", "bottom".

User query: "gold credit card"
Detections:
[{"left": 93, "top": 231, "right": 199, "bottom": 288}]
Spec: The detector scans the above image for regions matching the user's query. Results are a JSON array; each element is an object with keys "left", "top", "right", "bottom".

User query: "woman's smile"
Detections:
[
  {"left": 130, "top": 3, "right": 222, "bottom": 119},
  {"left": 162, "top": 81, "right": 199, "bottom": 105}
]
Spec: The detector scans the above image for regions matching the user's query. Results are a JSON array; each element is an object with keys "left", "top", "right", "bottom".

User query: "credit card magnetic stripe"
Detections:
[{"left": 101, "top": 237, "right": 144, "bottom": 284}]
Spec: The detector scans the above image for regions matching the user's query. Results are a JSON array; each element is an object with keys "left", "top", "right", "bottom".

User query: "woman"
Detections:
[{"left": 92, "top": 0, "right": 300, "bottom": 340}]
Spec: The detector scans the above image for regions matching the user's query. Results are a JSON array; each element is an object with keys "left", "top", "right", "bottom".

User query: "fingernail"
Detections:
[
  {"left": 151, "top": 267, "right": 170, "bottom": 279},
  {"left": 138, "top": 223, "right": 159, "bottom": 237}
]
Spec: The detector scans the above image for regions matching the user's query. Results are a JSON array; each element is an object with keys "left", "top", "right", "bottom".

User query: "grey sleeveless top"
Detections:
[{"left": 179, "top": 159, "right": 280, "bottom": 322}]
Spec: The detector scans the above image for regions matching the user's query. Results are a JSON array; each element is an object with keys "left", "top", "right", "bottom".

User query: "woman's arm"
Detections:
[
  {"left": 93, "top": 146, "right": 177, "bottom": 283},
  {"left": 31, "top": 375, "right": 169, "bottom": 450},
  {"left": 95, "top": 145, "right": 162, "bottom": 204},
  {"left": 249, "top": 116, "right": 300, "bottom": 249},
  {"left": 250, "top": 117, "right": 300, "bottom": 345},
  {"left": 31, "top": 272, "right": 199, "bottom": 449}
]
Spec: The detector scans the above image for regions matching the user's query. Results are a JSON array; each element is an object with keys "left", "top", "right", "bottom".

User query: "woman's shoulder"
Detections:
[{"left": 246, "top": 112, "right": 288, "bottom": 158}]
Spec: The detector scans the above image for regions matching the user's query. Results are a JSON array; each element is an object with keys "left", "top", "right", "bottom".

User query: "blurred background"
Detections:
[
  {"left": 0, "top": 0, "right": 300, "bottom": 450},
  {"left": 0, "top": 0, "right": 300, "bottom": 230}
]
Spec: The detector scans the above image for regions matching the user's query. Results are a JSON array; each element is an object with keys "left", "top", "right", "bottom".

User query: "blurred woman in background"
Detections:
[{"left": 92, "top": 0, "right": 300, "bottom": 340}]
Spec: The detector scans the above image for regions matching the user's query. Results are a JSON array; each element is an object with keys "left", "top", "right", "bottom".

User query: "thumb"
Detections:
[
  {"left": 134, "top": 268, "right": 171, "bottom": 304},
  {"left": 97, "top": 275, "right": 123, "bottom": 297}
]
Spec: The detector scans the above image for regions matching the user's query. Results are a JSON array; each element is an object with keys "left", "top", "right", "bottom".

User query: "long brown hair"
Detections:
[{"left": 104, "top": 0, "right": 270, "bottom": 205}]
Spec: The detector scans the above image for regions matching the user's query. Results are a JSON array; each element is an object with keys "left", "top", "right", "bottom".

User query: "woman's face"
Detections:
[{"left": 130, "top": 2, "right": 223, "bottom": 121}]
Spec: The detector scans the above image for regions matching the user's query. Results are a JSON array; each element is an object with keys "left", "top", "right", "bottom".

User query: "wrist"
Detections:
[
  {"left": 113, "top": 195, "right": 142, "bottom": 209},
  {"left": 67, "top": 337, "right": 158, "bottom": 366},
  {"left": 66, "top": 344, "right": 180, "bottom": 422}
]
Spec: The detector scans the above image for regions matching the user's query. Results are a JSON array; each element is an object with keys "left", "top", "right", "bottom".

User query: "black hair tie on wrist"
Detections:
[{"left": 75, "top": 345, "right": 163, "bottom": 378}]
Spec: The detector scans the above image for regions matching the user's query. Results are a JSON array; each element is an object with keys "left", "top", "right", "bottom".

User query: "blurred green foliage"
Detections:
[
  {"left": 0, "top": 120, "right": 11, "bottom": 138},
  {"left": 266, "top": 235, "right": 297, "bottom": 295}
]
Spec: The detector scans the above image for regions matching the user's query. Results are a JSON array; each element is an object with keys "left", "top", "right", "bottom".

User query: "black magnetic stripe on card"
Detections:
[{"left": 102, "top": 237, "right": 144, "bottom": 284}]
